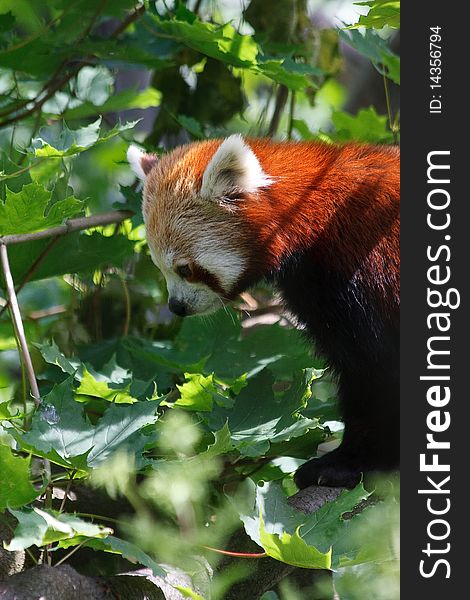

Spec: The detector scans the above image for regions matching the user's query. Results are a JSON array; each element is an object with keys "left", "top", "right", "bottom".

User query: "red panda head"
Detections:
[{"left": 128, "top": 135, "right": 273, "bottom": 316}]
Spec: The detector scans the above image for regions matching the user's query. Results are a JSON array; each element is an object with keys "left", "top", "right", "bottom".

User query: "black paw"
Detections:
[{"left": 294, "top": 449, "right": 366, "bottom": 489}]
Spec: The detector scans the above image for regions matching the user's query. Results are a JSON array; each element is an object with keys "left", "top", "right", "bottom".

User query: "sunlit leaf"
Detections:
[
  {"left": 0, "top": 446, "right": 41, "bottom": 511},
  {"left": 260, "top": 515, "right": 332, "bottom": 569},
  {"left": 349, "top": 1, "right": 400, "bottom": 30},
  {"left": 5, "top": 507, "right": 112, "bottom": 551},
  {"left": 237, "top": 481, "right": 371, "bottom": 563},
  {"left": 0, "top": 183, "right": 83, "bottom": 236},
  {"left": 32, "top": 118, "right": 139, "bottom": 157},
  {"left": 76, "top": 367, "right": 137, "bottom": 404},
  {"left": 174, "top": 373, "right": 217, "bottom": 412},
  {"left": 332, "top": 107, "right": 393, "bottom": 143}
]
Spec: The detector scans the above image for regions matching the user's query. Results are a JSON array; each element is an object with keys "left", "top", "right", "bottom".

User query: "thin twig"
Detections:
[
  {"left": 193, "top": 0, "right": 204, "bottom": 15},
  {"left": 0, "top": 69, "right": 82, "bottom": 129},
  {"left": 43, "top": 459, "right": 53, "bottom": 566},
  {"left": 120, "top": 275, "right": 131, "bottom": 336},
  {"left": 27, "top": 305, "right": 67, "bottom": 321},
  {"left": 287, "top": 90, "right": 296, "bottom": 140},
  {"left": 54, "top": 539, "right": 89, "bottom": 567},
  {"left": 0, "top": 158, "right": 46, "bottom": 181},
  {"left": 58, "top": 470, "right": 77, "bottom": 514},
  {"left": 78, "top": 0, "right": 110, "bottom": 44},
  {"left": 267, "top": 85, "right": 289, "bottom": 137},
  {"left": 0, "top": 210, "right": 133, "bottom": 246},
  {"left": 110, "top": 3, "right": 146, "bottom": 38},
  {"left": 0, "top": 243, "right": 40, "bottom": 406},
  {"left": 383, "top": 72, "right": 398, "bottom": 144},
  {"left": 0, "top": 235, "right": 61, "bottom": 318},
  {"left": 202, "top": 545, "right": 266, "bottom": 559},
  {"left": 0, "top": 3, "right": 146, "bottom": 129}
]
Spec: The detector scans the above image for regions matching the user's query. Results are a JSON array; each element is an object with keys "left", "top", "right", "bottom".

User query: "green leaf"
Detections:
[
  {"left": 61, "top": 87, "right": 162, "bottom": 121},
  {"left": 4, "top": 508, "right": 49, "bottom": 552},
  {"left": 175, "top": 115, "right": 205, "bottom": 139},
  {"left": 332, "top": 493, "right": 399, "bottom": 596},
  {"left": 59, "top": 535, "right": 166, "bottom": 578},
  {"left": 5, "top": 507, "right": 112, "bottom": 551},
  {"left": 0, "top": 402, "right": 15, "bottom": 419},
  {"left": 332, "top": 492, "right": 399, "bottom": 568},
  {"left": 349, "top": 1, "right": 400, "bottom": 30},
  {"left": 299, "top": 484, "right": 372, "bottom": 555},
  {"left": 332, "top": 107, "right": 393, "bottom": 143},
  {"left": 237, "top": 481, "right": 371, "bottom": 565},
  {"left": 86, "top": 401, "right": 159, "bottom": 468},
  {"left": 7, "top": 231, "right": 135, "bottom": 283},
  {"left": 151, "top": 15, "right": 312, "bottom": 90},
  {"left": 32, "top": 118, "right": 139, "bottom": 157},
  {"left": 260, "top": 515, "right": 331, "bottom": 569},
  {"left": 174, "top": 373, "right": 216, "bottom": 412},
  {"left": 153, "top": 17, "right": 257, "bottom": 68},
  {"left": 0, "top": 446, "right": 40, "bottom": 511},
  {"left": 257, "top": 58, "right": 321, "bottom": 91},
  {"left": 247, "top": 457, "right": 304, "bottom": 484},
  {"left": 36, "top": 340, "right": 82, "bottom": 376},
  {"left": 74, "top": 66, "right": 114, "bottom": 106},
  {"left": 17, "top": 377, "right": 95, "bottom": 469},
  {"left": 0, "top": 183, "right": 83, "bottom": 236},
  {"left": 200, "top": 421, "right": 234, "bottom": 458},
  {"left": 76, "top": 367, "right": 137, "bottom": 404},
  {"left": 173, "top": 308, "right": 320, "bottom": 380},
  {"left": 207, "top": 369, "right": 321, "bottom": 457},
  {"left": 15, "top": 378, "right": 159, "bottom": 470},
  {"left": 339, "top": 28, "right": 400, "bottom": 84}
]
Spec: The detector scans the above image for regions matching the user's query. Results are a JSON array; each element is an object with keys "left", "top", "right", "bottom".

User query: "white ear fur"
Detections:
[
  {"left": 127, "top": 145, "right": 158, "bottom": 181},
  {"left": 200, "top": 134, "right": 272, "bottom": 200},
  {"left": 127, "top": 145, "right": 147, "bottom": 181}
]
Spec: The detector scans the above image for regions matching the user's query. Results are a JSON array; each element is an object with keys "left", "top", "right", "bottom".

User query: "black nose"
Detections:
[{"left": 168, "top": 298, "right": 188, "bottom": 317}]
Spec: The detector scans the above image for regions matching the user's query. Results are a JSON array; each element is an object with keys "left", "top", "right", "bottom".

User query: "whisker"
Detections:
[{"left": 217, "top": 295, "right": 236, "bottom": 327}]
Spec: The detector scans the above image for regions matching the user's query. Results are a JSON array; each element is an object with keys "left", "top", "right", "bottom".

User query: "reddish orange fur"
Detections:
[
  {"left": 144, "top": 138, "right": 399, "bottom": 311},
  {"left": 238, "top": 140, "right": 400, "bottom": 314}
]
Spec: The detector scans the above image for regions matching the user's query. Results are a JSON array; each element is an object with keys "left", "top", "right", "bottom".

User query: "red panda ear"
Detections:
[
  {"left": 127, "top": 145, "right": 158, "bottom": 181},
  {"left": 200, "top": 134, "right": 272, "bottom": 200}
]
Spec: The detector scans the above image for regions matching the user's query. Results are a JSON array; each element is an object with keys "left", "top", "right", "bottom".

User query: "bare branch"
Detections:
[
  {"left": 0, "top": 210, "right": 133, "bottom": 246},
  {"left": 0, "top": 244, "right": 40, "bottom": 406}
]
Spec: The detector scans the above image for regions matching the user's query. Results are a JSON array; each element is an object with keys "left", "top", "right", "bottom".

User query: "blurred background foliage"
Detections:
[{"left": 0, "top": 1, "right": 399, "bottom": 599}]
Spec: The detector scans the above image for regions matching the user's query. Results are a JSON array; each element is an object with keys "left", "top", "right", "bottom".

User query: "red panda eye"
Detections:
[{"left": 176, "top": 264, "right": 192, "bottom": 279}]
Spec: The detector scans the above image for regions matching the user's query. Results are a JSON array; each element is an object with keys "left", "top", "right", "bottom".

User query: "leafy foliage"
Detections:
[
  {"left": 0, "top": 0, "right": 400, "bottom": 598},
  {"left": 0, "top": 183, "right": 83, "bottom": 235},
  {"left": 32, "top": 118, "right": 139, "bottom": 158},
  {"left": 0, "top": 446, "right": 41, "bottom": 510},
  {"left": 6, "top": 507, "right": 112, "bottom": 552},
  {"left": 349, "top": 1, "right": 400, "bottom": 30}
]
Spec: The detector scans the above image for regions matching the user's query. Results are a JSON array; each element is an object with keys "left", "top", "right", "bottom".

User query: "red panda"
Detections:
[{"left": 128, "top": 135, "right": 400, "bottom": 489}]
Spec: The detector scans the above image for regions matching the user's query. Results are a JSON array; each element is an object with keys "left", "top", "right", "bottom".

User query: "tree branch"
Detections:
[
  {"left": 0, "top": 210, "right": 133, "bottom": 246},
  {"left": 267, "top": 85, "right": 289, "bottom": 137}
]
